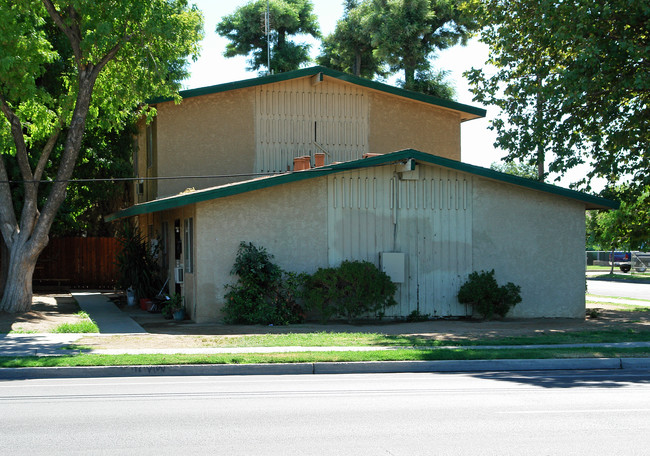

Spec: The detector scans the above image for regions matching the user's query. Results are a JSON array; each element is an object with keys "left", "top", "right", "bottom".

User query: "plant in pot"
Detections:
[
  {"left": 162, "top": 293, "right": 185, "bottom": 321},
  {"left": 116, "top": 222, "right": 163, "bottom": 310}
]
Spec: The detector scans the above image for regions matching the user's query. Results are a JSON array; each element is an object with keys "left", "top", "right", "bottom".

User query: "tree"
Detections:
[
  {"left": 490, "top": 161, "right": 539, "bottom": 180},
  {"left": 367, "top": 0, "right": 478, "bottom": 90},
  {"left": 0, "top": 0, "right": 203, "bottom": 313},
  {"left": 318, "top": 0, "right": 473, "bottom": 98},
  {"left": 49, "top": 123, "right": 135, "bottom": 237},
  {"left": 404, "top": 67, "right": 455, "bottom": 99},
  {"left": 216, "top": 0, "right": 320, "bottom": 74},
  {"left": 467, "top": 0, "right": 649, "bottom": 189},
  {"left": 316, "top": 0, "right": 385, "bottom": 78},
  {"left": 587, "top": 186, "right": 650, "bottom": 269}
]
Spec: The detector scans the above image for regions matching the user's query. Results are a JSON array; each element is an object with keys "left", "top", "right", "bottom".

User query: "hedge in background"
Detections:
[
  {"left": 223, "top": 242, "right": 306, "bottom": 325},
  {"left": 457, "top": 269, "right": 521, "bottom": 319},
  {"left": 305, "top": 260, "right": 397, "bottom": 323}
]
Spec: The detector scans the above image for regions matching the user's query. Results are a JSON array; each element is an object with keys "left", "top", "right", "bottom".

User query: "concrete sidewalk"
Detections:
[{"left": 72, "top": 291, "right": 146, "bottom": 334}]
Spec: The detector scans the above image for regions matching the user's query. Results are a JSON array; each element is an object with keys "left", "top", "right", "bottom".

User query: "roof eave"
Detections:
[
  {"left": 106, "top": 150, "right": 617, "bottom": 221},
  {"left": 149, "top": 66, "right": 486, "bottom": 120}
]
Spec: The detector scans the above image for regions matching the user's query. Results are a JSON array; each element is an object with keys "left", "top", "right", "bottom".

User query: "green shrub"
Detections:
[
  {"left": 305, "top": 260, "right": 397, "bottom": 323},
  {"left": 457, "top": 269, "right": 521, "bottom": 319},
  {"left": 223, "top": 242, "right": 307, "bottom": 325}
]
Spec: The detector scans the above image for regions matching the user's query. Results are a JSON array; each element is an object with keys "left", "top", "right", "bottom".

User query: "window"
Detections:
[
  {"left": 146, "top": 118, "right": 156, "bottom": 169},
  {"left": 184, "top": 218, "right": 193, "bottom": 273}
]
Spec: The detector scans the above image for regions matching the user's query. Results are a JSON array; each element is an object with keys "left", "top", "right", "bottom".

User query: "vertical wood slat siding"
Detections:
[
  {"left": 255, "top": 78, "right": 369, "bottom": 173},
  {"left": 328, "top": 165, "right": 473, "bottom": 317},
  {"left": 28, "top": 237, "right": 121, "bottom": 288}
]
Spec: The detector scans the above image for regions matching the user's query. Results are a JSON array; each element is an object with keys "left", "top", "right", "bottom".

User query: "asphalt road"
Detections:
[
  {"left": 587, "top": 280, "right": 650, "bottom": 300},
  {"left": 2, "top": 370, "right": 649, "bottom": 455}
]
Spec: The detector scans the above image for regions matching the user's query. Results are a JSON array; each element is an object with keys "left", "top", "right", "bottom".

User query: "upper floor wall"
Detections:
[{"left": 134, "top": 67, "right": 484, "bottom": 201}]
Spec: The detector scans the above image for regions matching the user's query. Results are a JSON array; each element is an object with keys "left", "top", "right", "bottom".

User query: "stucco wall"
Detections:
[
  {"left": 472, "top": 178, "right": 586, "bottom": 318},
  {"left": 194, "top": 177, "right": 329, "bottom": 322},
  {"left": 368, "top": 91, "right": 461, "bottom": 160},
  {"left": 151, "top": 88, "right": 257, "bottom": 198}
]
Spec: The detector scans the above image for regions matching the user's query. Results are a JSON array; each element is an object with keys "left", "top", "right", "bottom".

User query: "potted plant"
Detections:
[{"left": 162, "top": 293, "right": 185, "bottom": 321}]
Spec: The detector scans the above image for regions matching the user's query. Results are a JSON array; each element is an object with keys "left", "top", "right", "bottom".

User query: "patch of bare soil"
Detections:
[
  {"left": 0, "top": 293, "right": 85, "bottom": 333},
  {"left": 76, "top": 301, "right": 650, "bottom": 350}
]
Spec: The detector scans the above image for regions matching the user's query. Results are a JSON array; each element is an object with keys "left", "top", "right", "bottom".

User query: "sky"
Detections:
[{"left": 183, "top": 0, "right": 502, "bottom": 171}]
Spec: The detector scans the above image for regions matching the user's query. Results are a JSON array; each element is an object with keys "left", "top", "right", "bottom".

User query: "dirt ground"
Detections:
[
  {"left": 1, "top": 291, "right": 648, "bottom": 349},
  {"left": 0, "top": 293, "right": 87, "bottom": 334}
]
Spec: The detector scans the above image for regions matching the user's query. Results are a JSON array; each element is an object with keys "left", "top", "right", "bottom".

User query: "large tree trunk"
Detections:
[
  {"left": 0, "top": 239, "right": 8, "bottom": 295},
  {"left": 354, "top": 52, "right": 362, "bottom": 77},
  {"left": 0, "top": 3, "right": 121, "bottom": 313},
  {"left": 0, "top": 237, "right": 43, "bottom": 313},
  {"left": 404, "top": 65, "right": 415, "bottom": 90}
]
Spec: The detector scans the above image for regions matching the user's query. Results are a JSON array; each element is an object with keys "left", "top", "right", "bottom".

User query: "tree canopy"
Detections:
[
  {"left": 216, "top": 0, "right": 320, "bottom": 73},
  {"left": 317, "top": 0, "right": 476, "bottom": 97},
  {"left": 0, "top": 0, "right": 203, "bottom": 312},
  {"left": 316, "top": 0, "right": 385, "bottom": 79},
  {"left": 587, "top": 186, "right": 650, "bottom": 254},
  {"left": 466, "top": 0, "right": 649, "bottom": 190},
  {"left": 490, "top": 161, "right": 539, "bottom": 180}
]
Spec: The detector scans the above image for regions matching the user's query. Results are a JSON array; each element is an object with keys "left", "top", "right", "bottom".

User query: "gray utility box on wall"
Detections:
[{"left": 380, "top": 252, "right": 406, "bottom": 283}]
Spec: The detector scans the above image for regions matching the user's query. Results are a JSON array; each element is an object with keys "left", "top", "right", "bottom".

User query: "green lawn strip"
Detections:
[
  {"left": 587, "top": 294, "right": 650, "bottom": 303},
  {"left": 1, "top": 347, "right": 649, "bottom": 368},
  {"left": 157, "top": 329, "right": 650, "bottom": 348},
  {"left": 587, "top": 301, "right": 650, "bottom": 312},
  {"left": 591, "top": 273, "right": 650, "bottom": 282}
]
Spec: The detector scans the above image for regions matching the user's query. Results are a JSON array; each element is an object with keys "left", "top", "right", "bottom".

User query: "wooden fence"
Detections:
[{"left": 32, "top": 237, "right": 121, "bottom": 289}]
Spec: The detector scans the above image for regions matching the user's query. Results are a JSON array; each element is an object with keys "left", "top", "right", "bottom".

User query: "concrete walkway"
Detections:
[{"left": 72, "top": 291, "right": 146, "bottom": 334}]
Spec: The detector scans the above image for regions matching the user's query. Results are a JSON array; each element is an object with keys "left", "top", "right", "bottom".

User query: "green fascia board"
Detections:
[
  {"left": 106, "top": 150, "right": 617, "bottom": 221},
  {"left": 149, "top": 66, "right": 486, "bottom": 120}
]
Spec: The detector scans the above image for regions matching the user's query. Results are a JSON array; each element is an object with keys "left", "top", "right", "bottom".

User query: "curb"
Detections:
[{"left": 2, "top": 358, "right": 648, "bottom": 380}]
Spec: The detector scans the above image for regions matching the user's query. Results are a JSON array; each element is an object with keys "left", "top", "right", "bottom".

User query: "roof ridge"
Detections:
[{"left": 150, "top": 66, "right": 486, "bottom": 120}]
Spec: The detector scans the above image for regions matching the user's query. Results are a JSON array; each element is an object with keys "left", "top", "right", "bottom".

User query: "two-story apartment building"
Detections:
[{"left": 108, "top": 66, "right": 615, "bottom": 323}]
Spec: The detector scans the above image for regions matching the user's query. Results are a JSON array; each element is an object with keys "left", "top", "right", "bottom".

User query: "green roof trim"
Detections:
[
  {"left": 150, "top": 66, "right": 486, "bottom": 120},
  {"left": 106, "top": 150, "right": 617, "bottom": 221}
]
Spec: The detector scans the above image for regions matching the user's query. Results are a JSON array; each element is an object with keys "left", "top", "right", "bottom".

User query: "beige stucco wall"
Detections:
[
  {"left": 193, "top": 177, "right": 329, "bottom": 322},
  {"left": 368, "top": 91, "right": 461, "bottom": 160},
  {"left": 472, "top": 178, "right": 586, "bottom": 318},
  {"left": 148, "top": 88, "right": 257, "bottom": 198}
]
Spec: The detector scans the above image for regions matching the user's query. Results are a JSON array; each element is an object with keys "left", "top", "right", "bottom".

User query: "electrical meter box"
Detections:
[{"left": 380, "top": 252, "right": 406, "bottom": 283}]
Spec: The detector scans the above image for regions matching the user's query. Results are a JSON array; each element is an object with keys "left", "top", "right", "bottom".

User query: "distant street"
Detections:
[
  {"left": 2, "top": 371, "right": 650, "bottom": 455},
  {"left": 587, "top": 280, "right": 650, "bottom": 300}
]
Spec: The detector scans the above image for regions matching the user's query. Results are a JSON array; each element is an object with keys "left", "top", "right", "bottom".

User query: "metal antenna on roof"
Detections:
[{"left": 266, "top": 0, "right": 271, "bottom": 74}]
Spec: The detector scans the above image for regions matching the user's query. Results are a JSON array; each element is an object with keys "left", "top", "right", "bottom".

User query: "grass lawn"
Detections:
[
  {"left": 72, "top": 328, "right": 650, "bottom": 350},
  {"left": 591, "top": 273, "right": 650, "bottom": 282},
  {"left": 587, "top": 265, "right": 612, "bottom": 271},
  {"left": 1, "top": 346, "right": 649, "bottom": 368}
]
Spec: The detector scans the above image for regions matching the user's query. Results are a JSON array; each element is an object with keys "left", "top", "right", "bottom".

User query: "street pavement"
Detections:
[{"left": 3, "top": 371, "right": 650, "bottom": 455}]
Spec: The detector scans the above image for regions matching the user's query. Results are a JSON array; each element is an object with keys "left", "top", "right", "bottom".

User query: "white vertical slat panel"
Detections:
[
  {"left": 256, "top": 78, "right": 369, "bottom": 173},
  {"left": 328, "top": 163, "right": 473, "bottom": 318}
]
